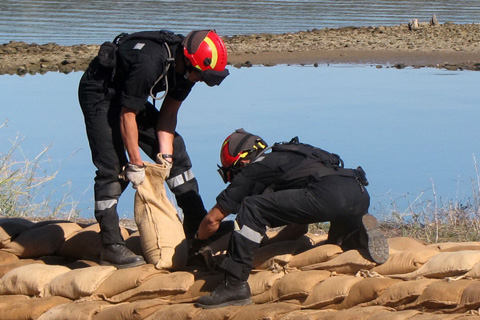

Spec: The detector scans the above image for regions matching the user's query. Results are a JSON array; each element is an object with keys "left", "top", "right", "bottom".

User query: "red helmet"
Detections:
[
  {"left": 183, "top": 30, "right": 228, "bottom": 72},
  {"left": 218, "top": 129, "right": 268, "bottom": 183}
]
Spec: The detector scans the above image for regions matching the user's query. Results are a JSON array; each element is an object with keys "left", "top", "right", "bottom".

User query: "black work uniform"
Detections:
[
  {"left": 217, "top": 149, "right": 370, "bottom": 281},
  {"left": 78, "top": 34, "right": 207, "bottom": 244}
]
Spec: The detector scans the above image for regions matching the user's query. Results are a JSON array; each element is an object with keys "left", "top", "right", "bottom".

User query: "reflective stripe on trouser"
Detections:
[
  {"left": 221, "top": 176, "right": 370, "bottom": 281},
  {"left": 136, "top": 104, "right": 207, "bottom": 238}
]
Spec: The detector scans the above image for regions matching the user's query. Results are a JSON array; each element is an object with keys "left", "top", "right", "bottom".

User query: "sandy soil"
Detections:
[{"left": 0, "top": 22, "right": 479, "bottom": 75}]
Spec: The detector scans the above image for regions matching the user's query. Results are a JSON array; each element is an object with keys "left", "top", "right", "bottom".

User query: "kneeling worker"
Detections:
[{"left": 194, "top": 129, "right": 389, "bottom": 309}]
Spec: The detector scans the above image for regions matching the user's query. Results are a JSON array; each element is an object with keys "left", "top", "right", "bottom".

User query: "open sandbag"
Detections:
[
  {"left": 288, "top": 244, "right": 343, "bottom": 269},
  {"left": 1, "top": 263, "right": 70, "bottom": 296},
  {"left": 93, "top": 297, "right": 170, "bottom": 320},
  {"left": 0, "top": 217, "right": 34, "bottom": 248},
  {"left": 106, "top": 271, "right": 194, "bottom": 303},
  {"left": 252, "top": 270, "right": 331, "bottom": 304},
  {"left": 409, "top": 279, "right": 474, "bottom": 310},
  {"left": 57, "top": 223, "right": 129, "bottom": 259},
  {"left": 302, "top": 275, "right": 363, "bottom": 309},
  {"left": 38, "top": 300, "right": 111, "bottom": 320},
  {"left": 45, "top": 265, "right": 116, "bottom": 299},
  {"left": 366, "top": 278, "right": 439, "bottom": 307},
  {"left": 300, "top": 249, "right": 375, "bottom": 274},
  {"left": 0, "top": 296, "right": 71, "bottom": 320},
  {"left": 336, "top": 277, "right": 402, "bottom": 309},
  {"left": 2, "top": 222, "right": 81, "bottom": 258},
  {"left": 94, "top": 264, "right": 166, "bottom": 298},
  {"left": 134, "top": 161, "right": 188, "bottom": 270},
  {"left": 391, "top": 250, "right": 480, "bottom": 280},
  {"left": 371, "top": 247, "right": 440, "bottom": 275}
]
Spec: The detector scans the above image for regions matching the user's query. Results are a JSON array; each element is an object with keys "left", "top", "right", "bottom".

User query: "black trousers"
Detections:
[
  {"left": 220, "top": 175, "right": 370, "bottom": 281},
  {"left": 78, "top": 59, "right": 206, "bottom": 244}
]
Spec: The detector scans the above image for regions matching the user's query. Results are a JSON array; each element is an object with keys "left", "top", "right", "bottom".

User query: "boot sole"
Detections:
[
  {"left": 361, "top": 214, "right": 389, "bottom": 264},
  {"left": 195, "top": 297, "right": 252, "bottom": 309},
  {"left": 100, "top": 259, "right": 146, "bottom": 269}
]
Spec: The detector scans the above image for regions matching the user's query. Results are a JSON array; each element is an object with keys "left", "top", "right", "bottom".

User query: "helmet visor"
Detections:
[{"left": 200, "top": 69, "right": 229, "bottom": 86}]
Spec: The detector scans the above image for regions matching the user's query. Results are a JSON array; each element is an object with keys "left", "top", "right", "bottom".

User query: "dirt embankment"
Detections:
[{"left": 0, "top": 22, "right": 479, "bottom": 76}]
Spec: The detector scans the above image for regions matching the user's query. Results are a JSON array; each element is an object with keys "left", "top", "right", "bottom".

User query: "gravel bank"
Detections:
[{"left": 1, "top": 22, "right": 479, "bottom": 75}]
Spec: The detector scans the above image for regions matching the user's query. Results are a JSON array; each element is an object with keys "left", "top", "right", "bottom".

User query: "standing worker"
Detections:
[
  {"left": 195, "top": 129, "right": 389, "bottom": 308},
  {"left": 78, "top": 29, "right": 229, "bottom": 268}
]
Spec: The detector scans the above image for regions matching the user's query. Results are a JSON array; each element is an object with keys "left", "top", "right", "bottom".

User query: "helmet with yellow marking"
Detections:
[
  {"left": 217, "top": 129, "right": 268, "bottom": 183},
  {"left": 183, "top": 30, "right": 229, "bottom": 86}
]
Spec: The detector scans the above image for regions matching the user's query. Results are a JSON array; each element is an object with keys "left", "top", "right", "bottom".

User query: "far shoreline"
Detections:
[{"left": 0, "top": 22, "right": 479, "bottom": 75}]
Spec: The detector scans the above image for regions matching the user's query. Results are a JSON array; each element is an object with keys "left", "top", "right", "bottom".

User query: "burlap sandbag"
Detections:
[
  {"left": 428, "top": 241, "right": 480, "bottom": 252},
  {"left": 168, "top": 273, "right": 224, "bottom": 304},
  {"left": 288, "top": 244, "right": 343, "bottom": 268},
  {"left": 0, "top": 258, "right": 44, "bottom": 278},
  {"left": 387, "top": 237, "right": 427, "bottom": 253},
  {"left": 252, "top": 270, "right": 331, "bottom": 304},
  {"left": 45, "top": 265, "right": 116, "bottom": 299},
  {"left": 336, "top": 277, "right": 402, "bottom": 309},
  {"left": 0, "top": 250, "right": 19, "bottom": 265},
  {"left": 226, "top": 302, "right": 301, "bottom": 320},
  {"left": 94, "top": 264, "right": 166, "bottom": 298},
  {"left": 2, "top": 222, "right": 82, "bottom": 258},
  {"left": 409, "top": 279, "right": 474, "bottom": 310},
  {"left": 300, "top": 249, "right": 376, "bottom": 274},
  {"left": 254, "top": 237, "right": 313, "bottom": 270},
  {"left": 0, "top": 296, "right": 71, "bottom": 320},
  {"left": 106, "top": 271, "right": 194, "bottom": 303},
  {"left": 57, "top": 223, "right": 129, "bottom": 259},
  {"left": 37, "top": 300, "right": 111, "bottom": 320},
  {"left": 0, "top": 264, "right": 71, "bottom": 296},
  {"left": 366, "top": 278, "right": 439, "bottom": 307},
  {"left": 94, "top": 297, "right": 169, "bottom": 320},
  {"left": 458, "top": 281, "right": 480, "bottom": 311},
  {"left": 134, "top": 161, "right": 187, "bottom": 270},
  {"left": 371, "top": 247, "right": 440, "bottom": 275},
  {"left": 391, "top": 250, "right": 480, "bottom": 280},
  {"left": 302, "top": 275, "right": 363, "bottom": 309},
  {"left": 248, "top": 270, "right": 286, "bottom": 296},
  {"left": 0, "top": 217, "right": 34, "bottom": 248}
]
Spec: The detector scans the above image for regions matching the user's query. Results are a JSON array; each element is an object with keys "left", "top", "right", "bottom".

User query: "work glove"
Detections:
[
  {"left": 155, "top": 153, "right": 173, "bottom": 177},
  {"left": 118, "top": 163, "right": 146, "bottom": 189}
]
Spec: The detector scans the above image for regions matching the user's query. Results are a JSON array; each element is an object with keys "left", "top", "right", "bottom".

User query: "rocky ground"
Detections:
[{"left": 0, "top": 22, "right": 479, "bottom": 75}]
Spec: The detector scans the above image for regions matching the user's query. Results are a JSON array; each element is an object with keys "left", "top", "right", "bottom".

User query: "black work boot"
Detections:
[
  {"left": 359, "top": 214, "right": 389, "bottom": 264},
  {"left": 100, "top": 244, "right": 146, "bottom": 269},
  {"left": 195, "top": 275, "right": 252, "bottom": 309}
]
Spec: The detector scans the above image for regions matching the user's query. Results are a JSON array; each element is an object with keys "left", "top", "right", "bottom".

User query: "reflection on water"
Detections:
[
  {"left": 0, "top": 65, "right": 479, "bottom": 219},
  {"left": 1, "top": 0, "right": 480, "bottom": 45}
]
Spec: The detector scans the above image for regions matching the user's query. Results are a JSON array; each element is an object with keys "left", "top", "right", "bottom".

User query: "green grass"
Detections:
[{"left": 0, "top": 122, "right": 79, "bottom": 219}]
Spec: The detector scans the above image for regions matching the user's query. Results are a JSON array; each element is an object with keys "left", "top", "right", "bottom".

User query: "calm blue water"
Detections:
[
  {"left": 1, "top": 0, "right": 479, "bottom": 45},
  {"left": 1, "top": 65, "right": 479, "bottom": 219}
]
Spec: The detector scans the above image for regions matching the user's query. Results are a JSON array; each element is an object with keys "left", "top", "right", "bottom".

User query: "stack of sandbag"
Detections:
[{"left": 3, "top": 217, "right": 480, "bottom": 319}]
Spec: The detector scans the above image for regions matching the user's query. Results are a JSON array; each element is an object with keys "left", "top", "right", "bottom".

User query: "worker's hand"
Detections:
[
  {"left": 155, "top": 153, "right": 173, "bottom": 177},
  {"left": 119, "top": 163, "right": 146, "bottom": 189}
]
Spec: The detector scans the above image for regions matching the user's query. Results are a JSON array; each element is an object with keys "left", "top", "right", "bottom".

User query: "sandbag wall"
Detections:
[{"left": 2, "top": 217, "right": 480, "bottom": 320}]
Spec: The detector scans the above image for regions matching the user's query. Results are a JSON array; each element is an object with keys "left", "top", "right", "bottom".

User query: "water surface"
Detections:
[
  {"left": 1, "top": 0, "right": 479, "bottom": 45},
  {"left": 1, "top": 65, "right": 479, "bottom": 219}
]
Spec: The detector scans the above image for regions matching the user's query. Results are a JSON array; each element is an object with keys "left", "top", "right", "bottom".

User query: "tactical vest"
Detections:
[{"left": 267, "top": 137, "right": 368, "bottom": 191}]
